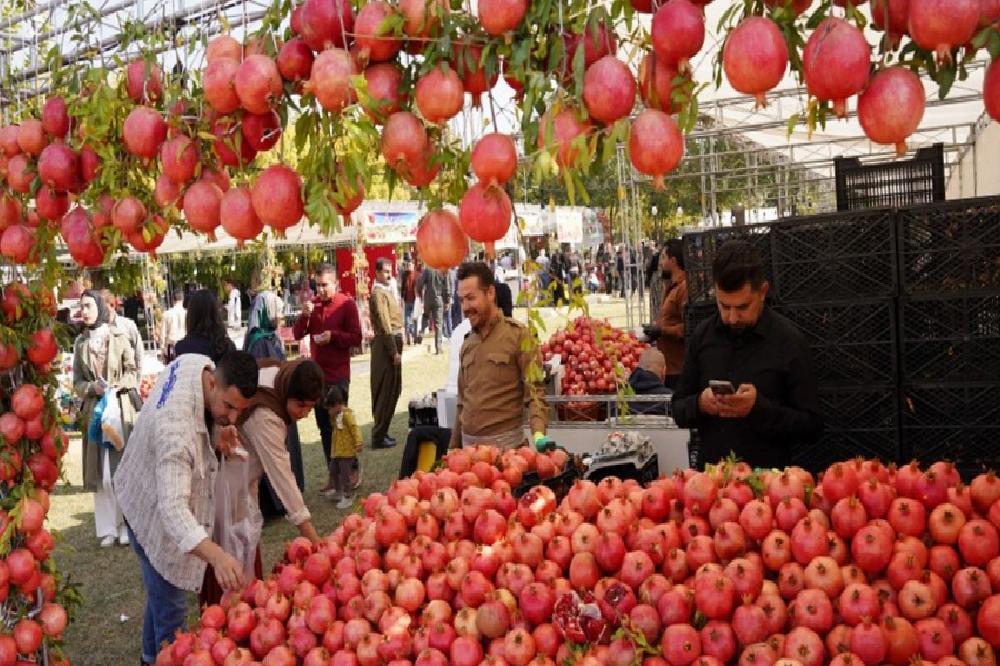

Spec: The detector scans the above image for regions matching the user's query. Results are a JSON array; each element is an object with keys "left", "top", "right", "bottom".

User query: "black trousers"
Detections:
[{"left": 398, "top": 426, "right": 452, "bottom": 479}]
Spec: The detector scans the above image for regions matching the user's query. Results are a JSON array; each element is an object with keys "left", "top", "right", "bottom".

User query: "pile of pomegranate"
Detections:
[
  {"left": 541, "top": 317, "right": 648, "bottom": 397},
  {"left": 159, "top": 448, "right": 1000, "bottom": 666}
]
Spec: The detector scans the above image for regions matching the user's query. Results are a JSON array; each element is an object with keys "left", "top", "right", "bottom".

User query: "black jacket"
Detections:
[
  {"left": 627, "top": 367, "right": 672, "bottom": 415},
  {"left": 672, "top": 307, "right": 824, "bottom": 469}
]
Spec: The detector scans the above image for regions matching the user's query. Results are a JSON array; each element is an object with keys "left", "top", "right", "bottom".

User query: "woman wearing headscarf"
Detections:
[
  {"left": 174, "top": 289, "right": 237, "bottom": 362},
  {"left": 200, "top": 358, "right": 324, "bottom": 605},
  {"left": 73, "top": 290, "right": 139, "bottom": 547}
]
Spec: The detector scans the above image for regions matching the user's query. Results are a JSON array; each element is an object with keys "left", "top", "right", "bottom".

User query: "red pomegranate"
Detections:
[
  {"left": 299, "top": 0, "right": 355, "bottom": 51},
  {"left": 154, "top": 174, "right": 182, "bottom": 208},
  {"left": 415, "top": 65, "right": 465, "bottom": 125},
  {"left": 221, "top": 186, "right": 263, "bottom": 244},
  {"left": 206, "top": 35, "right": 242, "bottom": 63},
  {"left": 7, "top": 155, "right": 34, "bottom": 194},
  {"left": 183, "top": 180, "right": 224, "bottom": 237},
  {"left": 582, "top": 56, "right": 636, "bottom": 125},
  {"left": 333, "top": 171, "right": 365, "bottom": 218},
  {"left": 251, "top": 165, "right": 304, "bottom": 232},
  {"left": 122, "top": 106, "right": 167, "bottom": 159},
  {"left": 0, "top": 126, "right": 21, "bottom": 156},
  {"left": 628, "top": 109, "right": 684, "bottom": 189},
  {"left": 128, "top": 215, "right": 168, "bottom": 255},
  {"left": 651, "top": 0, "right": 706, "bottom": 71},
  {"left": 871, "top": 0, "right": 911, "bottom": 46},
  {"left": 416, "top": 210, "right": 468, "bottom": 270},
  {"left": 802, "top": 17, "right": 871, "bottom": 117},
  {"left": 400, "top": 0, "right": 446, "bottom": 39},
  {"left": 986, "top": 59, "right": 1000, "bottom": 122},
  {"left": 35, "top": 185, "right": 69, "bottom": 222},
  {"left": 277, "top": 38, "right": 315, "bottom": 83},
  {"left": 80, "top": 145, "right": 100, "bottom": 183},
  {"left": 908, "top": 0, "right": 979, "bottom": 63},
  {"left": 458, "top": 182, "right": 512, "bottom": 253},
  {"left": 16, "top": 120, "right": 46, "bottom": 156},
  {"left": 455, "top": 44, "right": 498, "bottom": 107},
  {"left": 565, "top": 23, "right": 617, "bottom": 70},
  {"left": 723, "top": 17, "right": 789, "bottom": 106},
  {"left": 113, "top": 197, "right": 146, "bottom": 235},
  {"left": 982, "top": 0, "right": 1000, "bottom": 26},
  {"left": 0, "top": 194, "right": 20, "bottom": 229},
  {"left": 471, "top": 133, "right": 517, "bottom": 187},
  {"left": 37, "top": 143, "right": 79, "bottom": 192},
  {"left": 363, "top": 63, "right": 407, "bottom": 123},
  {"left": 537, "top": 107, "right": 591, "bottom": 168},
  {"left": 241, "top": 111, "right": 282, "bottom": 152},
  {"left": 1, "top": 225, "right": 35, "bottom": 263},
  {"left": 68, "top": 230, "right": 104, "bottom": 267},
  {"left": 399, "top": 144, "right": 441, "bottom": 188},
  {"left": 160, "top": 135, "right": 199, "bottom": 184},
  {"left": 126, "top": 59, "right": 164, "bottom": 103},
  {"left": 355, "top": 2, "right": 402, "bottom": 63},
  {"left": 764, "top": 0, "right": 813, "bottom": 16},
  {"left": 41, "top": 97, "right": 70, "bottom": 138},
  {"left": 305, "top": 48, "right": 358, "bottom": 113},
  {"left": 639, "top": 52, "right": 689, "bottom": 112},
  {"left": 235, "top": 55, "right": 283, "bottom": 114},
  {"left": 478, "top": 0, "right": 528, "bottom": 36},
  {"left": 858, "top": 67, "right": 925, "bottom": 156},
  {"left": 204, "top": 57, "right": 242, "bottom": 113},
  {"left": 381, "top": 111, "right": 429, "bottom": 170},
  {"left": 212, "top": 119, "right": 258, "bottom": 168},
  {"left": 200, "top": 168, "right": 231, "bottom": 192}
]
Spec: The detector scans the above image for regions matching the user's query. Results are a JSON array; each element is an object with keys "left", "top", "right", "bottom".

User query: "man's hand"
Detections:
[
  {"left": 718, "top": 383, "right": 757, "bottom": 419},
  {"left": 92, "top": 382, "right": 105, "bottom": 397},
  {"left": 698, "top": 387, "right": 721, "bottom": 416},
  {"left": 211, "top": 551, "right": 245, "bottom": 591},
  {"left": 393, "top": 353, "right": 402, "bottom": 365},
  {"left": 217, "top": 425, "right": 241, "bottom": 456},
  {"left": 303, "top": 301, "right": 315, "bottom": 317},
  {"left": 314, "top": 331, "right": 331, "bottom": 345}
]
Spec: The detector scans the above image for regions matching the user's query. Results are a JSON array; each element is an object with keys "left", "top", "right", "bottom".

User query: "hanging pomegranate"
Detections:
[
  {"left": 212, "top": 119, "right": 258, "bottom": 169},
  {"left": 37, "top": 143, "right": 79, "bottom": 193},
  {"left": 91, "top": 194, "right": 115, "bottom": 229},
  {"left": 565, "top": 23, "right": 617, "bottom": 71},
  {"left": 7, "top": 155, "right": 35, "bottom": 194},
  {"left": 764, "top": 0, "right": 813, "bottom": 15},
  {"left": 537, "top": 107, "right": 591, "bottom": 169},
  {"left": 154, "top": 173, "right": 182, "bottom": 208},
  {"left": 299, "top": 0, "right": 354, "bottom": 51},
  {"left": 277, "top": 39, "right": 315, "bottom": 83},
  {"left": 723, "top": 17, "right": 788, "bottom": 107},
  {"left": 857, "top": 67, "right": 925, "bottom": 156},
  {"left": 478, "top": 0, "right": 528, "bottom": 36},
  {"left": 35, "top": 186, "right": 69, "bottom": 222},
  {"left": 981, "top": 0, "right": 1000, "bottom": 26},
  {"left": 160, "top": 135, "right": 199, "bottom": 185},
  {"left": 203, "top": 57, "right": 242, "bottom": 113},
  {"left": 0, "top": 126, "right": 21, "bottom": 157},
  {"left": 582, "top": 56, "right": 636, "bottom": 125},
  {"left": 908, "top": 0, "right": 979, "bottom": 63},
  {"left": 251, "top": 165, "right": 304, "bottom": 232},
  {"left": 417, "top": 210, "right": 468, "bottom": 270},
  {"left": 127, "top": 215, "right": 169, "bottom": 256},
  {"left": 125, "top": 59, "right": 164, "bottom": 104},
  {"left": 80, "top": 145, "right": 100, "bottom": 184},
  {"left": 455, "top": 44, "right": 498, "bottom": 107},
  {"left": 16, "top": 121, "right": 46, "bottom": 156},
  {"left": 363, "top": 63, "right": 407, "bottom": 123},
  {"left": 200, "top": 168, "right": 232, "bottom": 193},
  {"left": 41, "top": 97, "right": 69, "bottom": 138},
  {"left": 628, "top": 109, "right": 684, "bottom": 189},
  {"left": 221, "top": 186, "right": 264, "bottom": 245},
  {"left": 1, "top": 225, "right": 35, "bottom": 264},
  {"left": 183, "top": 180, "right": 224, "bottom": 239},
  {"left": 471, "top": 134, "right": 517, "bottom": 187},
  {"left": 0, "top": 195, "right": 20, "bottom": 230},
  {"left": 381, "top": 111, "right": 429, "bottom": 172},
  {"left": 802, "top": 17, "right": 871, "bottom": 118},
  {"left": 415, "top": 65, "right": 465, "bottom": 125},
  {"left": 206, "top": 35, "right": 243, "bottom": 63},
  {"left": 629, "top": 0, "right": 654, "bottom": 12},
  {"left": 355, "top": 2, "right": 403, "bottom": 63},
  {"left": 68, "top": 233, "right": 104, "bottom": 268},
  {"left": 241, "top": 111, "right": 282, "bottom": 152},
  {"left": 304, "top": 48, "right": 358, "bottom": 114},
  {"left": 399, "top": 145, "right": 440, "bottom": 188},
  {"left": 871, "top": 0, "right": 911, "bottom": 46},
  {"left": 458, "top": 182, "right": 512, "bottom": 255},
  {"left": 503, "top": 60, "right": 525, "bottom": 98},
  {"left": 235, "top": 55, "right": 283, "bottom": 114},
  {"left": 399, "top": 0, "right": 446, "bottom": 40},
  {"left": 113, "top": 197, "right": 146, "bottom": 235},
  {"left": 984, "top": 59, "right": 1000, "bottom": 122},
  {"left": 639, "top": 53, "right": 689, "bottom": 112},
  {"left": 122, "top": 106, "right": 167, "bottom": 159},
  {"left": 651, "top": 0, "right": 705, "bottom": 72},
  {"left": 333, "top": 171, "right": 365, "bottom": 219}
]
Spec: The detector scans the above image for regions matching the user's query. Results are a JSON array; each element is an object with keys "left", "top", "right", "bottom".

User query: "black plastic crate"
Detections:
[
  {"left": 835, "top": 144, "right": 945, "bottom": 212},
  {"left": 683, "top": 224, "right": 774, "bottom": 305},
  {"left": 792, "top": 386, "right": 900, "bottom": 472},
  {"left": 778, "top": 299, "right": 898, "bottom": 387},
  {"left": 900, "top": 292, "right": 1000, "bottom": 383},
  {"left": 898, "top": 196, "right": 1000, "bottom": 294},
  {"left": 772, "top": 209, "right": 897, "bottom": 303},
  {"left": 901, "top": 382, "right": 1000, "bottom": 469}
]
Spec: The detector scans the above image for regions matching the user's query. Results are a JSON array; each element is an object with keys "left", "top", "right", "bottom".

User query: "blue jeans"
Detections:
[
  {"left": 129, "top": 525, "right": 188, "bottom": 665},
  {"left": 404, "top": 302, "right": 416, "bottom": 342}
]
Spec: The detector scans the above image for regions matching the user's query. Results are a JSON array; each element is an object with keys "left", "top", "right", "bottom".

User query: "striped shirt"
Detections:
[{"left": 114, "top": 354, "right": 219, "bottom": 591}]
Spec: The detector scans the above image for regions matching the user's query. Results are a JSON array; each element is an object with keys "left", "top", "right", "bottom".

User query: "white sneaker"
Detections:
[
  {"left": 321, "top": 487, "right": 339, "bottom": 499},
  {"left": 118, "top": 530, "right": 130, "bottom": 546},
  {"left": 100, "top": 535, "right": 116, "bottom": 548},
  {"left": 336, "top": 496, "right": 354, "bottom": 510}
]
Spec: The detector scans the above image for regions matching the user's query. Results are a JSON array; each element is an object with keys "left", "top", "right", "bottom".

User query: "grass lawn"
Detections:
[{"left": 48, "top": 296, "right": 633, "bottom": 665}]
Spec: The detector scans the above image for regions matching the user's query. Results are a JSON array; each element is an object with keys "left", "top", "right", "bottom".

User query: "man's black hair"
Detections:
[
  {"left": 456, "top": 262, "right": 495, "bottom": 289},
  {"left": 288, "top": 360, "right": 325, "bottom": 403},
  {"left": 215, "top": 351, "right": 259, "bottom": 399},
  {"left": 324, "top": 384, "right": 345, "bottom": 408},
  {"left": 712, "top": 240, "right": 765, "bottom": 292},
  {"left": 665, "top": 239, "right": 685, "bottom": 271},
  {"left": 315, "top": 263, "right": 337, "bottom": 277},
  {"left": 375, "top": 257, "right": 392, "bottom": 272},
  {"left": 173, "top": 289, "right": 184, "bottom": 303}
]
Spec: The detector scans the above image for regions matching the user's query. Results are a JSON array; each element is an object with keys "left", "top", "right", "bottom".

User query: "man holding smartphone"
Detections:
[{"left": 672, "top": 241, "right": 823, "bottom": 469}]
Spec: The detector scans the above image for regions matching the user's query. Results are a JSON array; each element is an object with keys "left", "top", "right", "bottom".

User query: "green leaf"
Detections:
[{"left": 786, "top": 112, "right": 800, "bottom": 137}]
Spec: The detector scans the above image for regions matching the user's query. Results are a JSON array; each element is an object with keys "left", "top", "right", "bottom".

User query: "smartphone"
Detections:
[{"left": 709, "top": 380, "right": 735, "bottom": 396}]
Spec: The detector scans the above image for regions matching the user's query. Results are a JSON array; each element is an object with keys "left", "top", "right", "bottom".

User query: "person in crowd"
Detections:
[
  {"left": 114, "top": 351, "right": 259, "bottom": 666},
  {"left": 123, "top": 290, "right": 142, "bottom": 322},
  {"left": 370, "top": 257, "right": 404, "bottom": 450},
  {"left": 416, "top": 266, "right": 450, "bottom": 355},
  {"left": 224, "top": 278, "right": 242, "bottom": 333},
  {"left": 293, "top": 264, "right": 363, "bottom": 477},
  {"left": 494, "top": 273, "right": 514, "bottom": 317},
  {"left": 175, "top": 289, "right": 237, "bottom": 362},
  {"left": 102, "top": 288, "right": 144, "bottom": 376},
  {"left": 74, "top": 290, "right": 139, "bottom": 548},
  {"left": 199, "top": 358, "right": 324, "bottom": 606},
  {"left": 400, "top": 260, "right": 418, "bottom": 346},
  {"left": 244, "top": 273, "right": 286, "bottom": 360},
  {"left": 672, "top": 240, "right": 824, "bottom": 468},
  {"left": 450, "top": 263, "right": 547, "bottom": 450},
  {"left": 549, "top": 249, "right": 566, "bottom": 305},
  {"left": 627, "top": 348, "right": 672, "bottom": 415},
  {"left": 646, "top": 242, "right": 664, "bottom": 320},
  {"left": 326, "top": 385, "right": 363, "bottom": 508},
  {"left": 657, "top": 239, "right": 688, "bottom": 389},
  {"left": 447, "top": 267, "right": 462, "bottom": 337},
  {"left": 160, "top": 290, "right": 186, "bottom": 362}
]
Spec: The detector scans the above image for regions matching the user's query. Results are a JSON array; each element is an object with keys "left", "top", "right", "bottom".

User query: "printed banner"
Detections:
[{"left": 363, "top": 211, "right": 420, "bottom": 244}]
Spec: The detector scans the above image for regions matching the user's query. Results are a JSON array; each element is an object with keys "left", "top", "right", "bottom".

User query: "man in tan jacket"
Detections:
[{"left": 369, "top": 257, "right": 404, "bottom": 449}]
